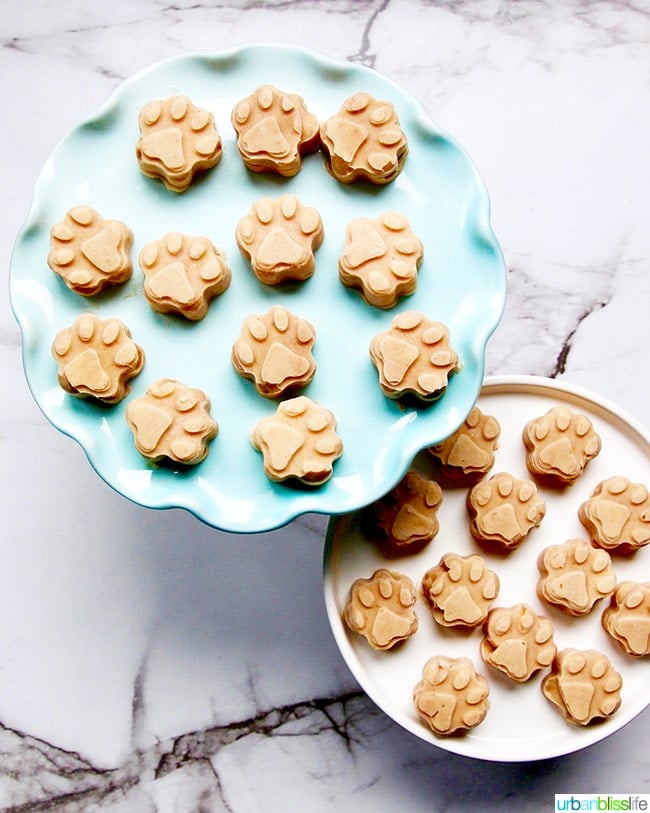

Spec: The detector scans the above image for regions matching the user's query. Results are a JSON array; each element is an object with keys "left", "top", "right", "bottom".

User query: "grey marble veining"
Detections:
[{"left": 1, "top": 0, "right": 650, "bottom": 810}]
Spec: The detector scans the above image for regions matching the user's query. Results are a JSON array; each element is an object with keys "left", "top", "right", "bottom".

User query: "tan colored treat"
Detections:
[
  {"left": 320, "top": 91, "right": 408, "bottom": 184},
  {"left": 250, "top": 395, "right": 343, "bottom": 485},
  {"left": 338, "top": 211, "right": 423, "bottom": 309},
  {"left": 578, "top": 476, "right": 650, "bottom": 554},
  {"left": 48, "top": 205, "right": 133, "bottom": 296},
  {"left": 342, "top": 568, "right": 418, "bottom": 650},
  {"left": 235, "top": 195, "right": 324, "bottom": 285},
  {"left": 480, "top": 603, "right": 556, "bottom": 682},
  {"left": 125, "top": 378, "right": 218, "bottom": 466},
  {"left": 369, "top": 311, "right": 459, "bottom": 402},
  {"left": 231, "top": 85, "right": 320, "bottom": 177},
  {"left": 422, "top": 552, "right": 500, "bottom": 629},
  {"left": 467, "top": 472, "right": 546, "bottom": 551},
  {"left": 522, "top": 406, "right": 601, "bottom": 487},
  {"left": 427, "top": 405, "right": 501, "bottom": 486},
  {"left": 136, "top": 95, "right": 222, "bottom": 192},
  {"left": 413, "top": 655, "right": 490, "bottom": 736},
  {"left": 231, "top": 305, "right": 316, "bottom": 399},
  {"left": 602, "top": 581, "right": 650, "bottom": 656},
  {"left": 537, "top": 538, "right": 616, "bottom": 616},
  {"left": 370, "top": 471, "right": 443, "bottom": 555},
  {"left": 52, "top": 313, "right": 144, "bottom": 405},
  {"left": 139, "top": 232, "right": 231, "bottom": 321},
  {"left": 541, "top": 648, "right": 623, "bottom": 726}
]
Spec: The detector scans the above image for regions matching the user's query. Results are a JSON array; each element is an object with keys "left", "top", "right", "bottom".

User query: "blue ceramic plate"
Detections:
[{"left": 10, "top": 45, "right": 506, "bottom": 533}]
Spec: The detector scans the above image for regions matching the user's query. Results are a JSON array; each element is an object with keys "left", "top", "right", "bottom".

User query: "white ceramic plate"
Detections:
[
  {"left": 324, "top": 376, "right": 650, "bottom": 761},
  {"left": 10, "top": 44, "right": 505, "bottom": 533}
]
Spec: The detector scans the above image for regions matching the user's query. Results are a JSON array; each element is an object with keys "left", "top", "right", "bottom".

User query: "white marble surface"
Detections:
[{"left": 1, "top": 1, "right": 649, "bottom": 810}]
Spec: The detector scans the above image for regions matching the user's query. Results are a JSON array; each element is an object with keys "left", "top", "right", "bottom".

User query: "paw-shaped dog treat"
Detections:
[
  {"left": 235, "top": 195, "right": 324, "bottom": 285},
  {"left": 369, "top": 311, "right": 459, "bottom": 403},
  {"left": 522, "top": 406, "right": 601, "bottom": 487},
  {"left": 52, "top": 313, "right": 144, "bottom": 404},
  {"left": 427, "top": 405, "right": 501, "bottom": 486},
  {"left": 342, "top": 568, "right": 418, "bottom": 650},
  {"left": 250, "top": 395, "right": 343, "bottom": 485},
  {"left": 537, "top": 538, "right": 616, "bottom": 616},
  {"left": 320, "top": 92, "right": 408, "bottom": 184},
  {"left": 370, "top": 471, "right": 443, "bottom": 555},
  {"left": 48, "top": 205, "right": 133, "bottom": 296},
  {"left": 413, "top": 655, "right": 490, "bottom": 736},
  {"left": 338, "top": 211, "right": 423, "bottom": 308},
  {"left": 542, "top": 648, "right": 623, "bottom": 726},
  {"left": 139, "top": 232, "right": 231, "bottom": 321},
  {"left": 422, "top": 552, "right": 500, "bottom": 629},
  {"left": 231, "top": 85, "right": 320, "bottom": 177},
  {"left": 231, "top": 305, "right": 317, "bottom": 399},
  {"left": 602, "top": 581, "right": 650, "bottom": 656},
  {"left": 136, "top": 95, "right": 222, "bottom": 192},
  {"left": 480, "top": 603, "right": 556, "bottom": 682},
  {"left": 125, "top": 378, "right": 218, "bottom": 466},
  {"left": 467, "top": 472, "right": 546, "bottom": 551},
  {"left": 579, "top": 476, "right": 650, "bottom": 554}
]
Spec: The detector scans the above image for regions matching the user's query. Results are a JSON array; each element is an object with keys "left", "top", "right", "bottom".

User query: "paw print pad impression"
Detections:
[
  {"left": 139, "top": 232, "right": 231, "bottom": 321},
  {"left": 250, "top": 395, "right": 343, "bottom": 485},
  {"left": 523, "top": 406, "right": 601, "bottom": 486},
  {"left": 48, "top": 205, "right": 133, "bottom": 296},
  {"left": 52, "top": 313, "right": 144, "bottom": 404},
  {"left": 235, "top": 195, "right": 324, "bottom": 285},
  {"left": 343, "top": 568, "right": 418, "bottom": 650},
  {"left": 467, "top": 472, "right": 546, "bottom": 551},
  {"left": 231, "top": 305, "right": 316, "bottom": 399},
  {"left": 427, "top": 405, "right": 501, "bottom": 486},
  {"left": 537, "top": 538, "right": 616, "bottom": 616},
  {"left": 136, "top": 95, "right": 223, "bottom": 192},
  {"left": 422, "top": 552, "right": 500, "bottom": 629},
  {"left": 413, "top": 655, "right": 490, "bottom": 736},
  {"left": 542, "top": 648, "right": 622, "bottom": 726},
  {"left": 602, "top": 581, "right": 650, "bottom": 656},
  {"left": 125, "top": 378, "right": 218, "bottom": 466},
  {"left": 339, "top": 211, "right": 423, "bottom": 308},
  {"left": 369, "top": 311, "right": 459, "bottom": 402},
  {"left": 579, "top": 475, "right": 650, "bottom": 554},
  {"left": 480, "top": 603, "right": 556, "bottom": 682},
  {"left": 320, "top": 92, "right": 408, "bottom": 184}
]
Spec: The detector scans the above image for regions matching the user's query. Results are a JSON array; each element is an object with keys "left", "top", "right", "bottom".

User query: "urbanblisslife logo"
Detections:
[{"left": 555, "top": 796, "right": 650, "bottom": 811}]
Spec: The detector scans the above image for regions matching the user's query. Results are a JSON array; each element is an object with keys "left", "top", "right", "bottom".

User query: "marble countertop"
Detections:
[{"left": 1, "top": 1, "right": 649, "bottom": 810}]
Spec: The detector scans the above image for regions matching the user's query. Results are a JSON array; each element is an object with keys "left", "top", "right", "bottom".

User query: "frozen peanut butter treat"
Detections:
[
  {"left": 426, "top": 405, "right": 501, "bottom": 486},
  {"left": 542, "top": 648, "right": 623, "bottom": 726},
  {"left": 136, "top": 95, "right": 222, "bottom": 192},
  {"left": 235, "top": 195, "right": 324, "bottom": 285},
  {"left": 232, "top": 305, "right": 316, "bottom": 399},
  {"left": 231, "top": 85, "right": 320, "bottom": 177},
  {"left": 338, "top": 211, "right": 423, "bottom": 308},
  {"left": 48, "top": 205, "right": 133, "bottom": 296},
  {"left": 125, "top": 378, "right": 218, "bottom": 466},
  {"left": 579, "top": 475, "right": 650, "bottom": 554},
  {"left": 413, "top": 655, "right": 490, "bottom": 736},
  {"left": 522, "top": 405, "right": 601, "bottom": 487},
  {"left": 422, "top": 552, "right": 500, "bottom": 629},
  {"left": 250, "top": 395, "right": 342, "bottom": 485},
  {"left": 369, "top": 471, "right": 443, "bottom": 555},
  {"left": 467, "top": 472, "right": 546, "bottom": 551},
  {"left": 320, "top": 91, "right": 408, "bottom": 184},
  {"left": 602, "top": 581, "right": 650, "bottom": 656},
  {"left": 369, "top": 311, "right": 459, "bottom": 402},
  {"left": 52, "top": 313, "right": 144, "bottom": 404},
  {"left": 480, "top": 603, "right": 556, "bottom": 682},
  {"left": 343, "top": 568, "right": 418, "bottom": 650},
  {"left": 139, "top": 232, "right": 231, "bottom": 321},
  {"left": 537, "top": 538, "right": 616, "bottom": 616}
]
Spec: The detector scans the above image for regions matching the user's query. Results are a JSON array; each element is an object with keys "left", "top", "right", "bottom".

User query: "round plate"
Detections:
[
  {"left": 10, "top": 45, "right": 505, "bottom": 533},
  {"left": 323, "top": 376, "right": 650, "bottom": 761}
]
